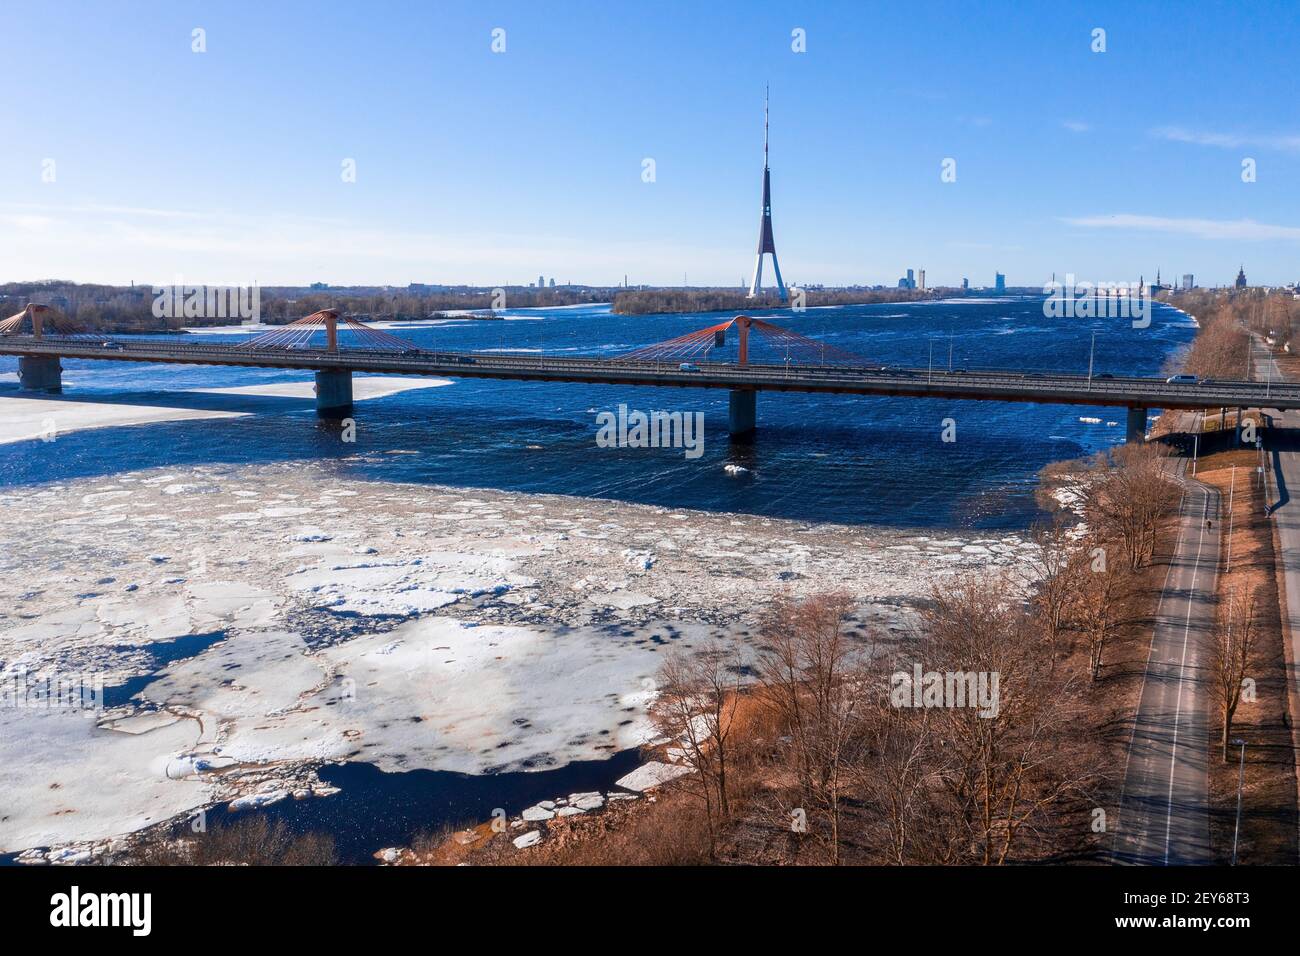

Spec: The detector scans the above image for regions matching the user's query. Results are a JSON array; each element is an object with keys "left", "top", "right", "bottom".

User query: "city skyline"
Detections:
[{"left": 3, "top": 1, "right": 1300, "bottom": 287}]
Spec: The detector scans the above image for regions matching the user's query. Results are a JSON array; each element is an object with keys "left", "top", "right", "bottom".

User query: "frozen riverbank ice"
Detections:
[{"left": 0, "top": 707, "right": 209, "bottom": 853}]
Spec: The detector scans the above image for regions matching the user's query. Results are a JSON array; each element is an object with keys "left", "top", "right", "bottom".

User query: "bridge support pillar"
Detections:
[
  {"left": 729, "top": 388, "right": 756, "bottom": 438},
  {"left": 1125, "top": 406, "right": 1147, "bottom": 445},
  {"left": 18, "top": 355, "right": 62, "bottom": 392},
  {"left": 314, "top": 369, "right": 352, "bottom": 418}
]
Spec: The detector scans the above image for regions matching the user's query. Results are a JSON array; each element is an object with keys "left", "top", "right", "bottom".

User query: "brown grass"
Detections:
[
  {"left": 1197, "top": 449, "right": 1298, "bottom": 863},
  {"left": 128, "top": 816, "right": 337, "bottom": 866}
]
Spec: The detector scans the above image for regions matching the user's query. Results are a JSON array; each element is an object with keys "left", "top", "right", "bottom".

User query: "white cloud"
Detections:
[
  {"left": 0, "top": 202, "right": 739, "bottom": 286},
  {"left": 1060, "top": 213, "right": 1300, "bottom": 241},
  {"left": 1151, "top": 126, "right": 1300, "bottom": 153},
  {"left": 1061, "top": 120, "right": 1090, "bottom": 133}
]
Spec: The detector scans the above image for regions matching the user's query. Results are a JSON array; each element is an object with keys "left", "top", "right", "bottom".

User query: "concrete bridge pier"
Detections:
[
  {"left": 1125, "top": 406, "right": 1147, "bottom": 444},
  {"left": 18, "top": 355, "right": 62, "bottom": 392},
  {"left": 729, "top": 388, "right": 756, "bottom": 438},
  {"left": 314, "top": 369, "right": 353, "bottom": 417}
]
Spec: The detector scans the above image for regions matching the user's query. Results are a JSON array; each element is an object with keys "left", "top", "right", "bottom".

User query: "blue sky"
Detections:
[{"left": 2, "top": 0, "right": 1299, "bottom": 288}]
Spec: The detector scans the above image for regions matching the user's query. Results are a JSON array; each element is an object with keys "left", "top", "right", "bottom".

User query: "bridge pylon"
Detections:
[
  {"left": 621, "top": 313, "right": 868, "bottom": 440},
  {"left": 18, "top": 355, "right": 62, "bottom": 392},
  {"left": 314, "top": 369, "right": 353, "bottom": 418},
  {"left": 729, "top": 389, "right": 757, "bottom": 438},
  {"left": 1125, "top": 407, "right": 1147, "bottom": 444}
]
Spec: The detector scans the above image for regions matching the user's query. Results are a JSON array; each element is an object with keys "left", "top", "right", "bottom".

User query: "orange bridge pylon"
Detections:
[
  {"left": 239, "top": 309, "right": 419, "bottom": 353},
  {"left": 620, "top": 314, "right": 868, "bottom": 367}
]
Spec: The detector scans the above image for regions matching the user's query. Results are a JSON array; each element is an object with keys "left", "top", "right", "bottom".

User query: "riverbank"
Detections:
[
  {"left": 411, "top": 468, "right": 1187, "bottom": 866},
  {"left": 0, "top": 459, "right": 1032, "bottom": 862}
]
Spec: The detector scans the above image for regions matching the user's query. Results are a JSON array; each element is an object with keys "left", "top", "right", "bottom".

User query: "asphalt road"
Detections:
[{"left": 1114, "top": 462, "right": 1219, "bottom": 865}]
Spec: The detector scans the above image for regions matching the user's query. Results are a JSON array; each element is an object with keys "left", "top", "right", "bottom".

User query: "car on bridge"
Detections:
[
  {"left": 679, "top": 362, "right": 700, "bottom": 372},
  {"left": 1166, "top": 373, "right": 1198, "bottom": 384}
]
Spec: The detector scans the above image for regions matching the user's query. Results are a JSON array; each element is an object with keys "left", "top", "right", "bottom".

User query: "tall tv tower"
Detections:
[{"left": 747, "top": 86, "right": 787, "bottom": 301}]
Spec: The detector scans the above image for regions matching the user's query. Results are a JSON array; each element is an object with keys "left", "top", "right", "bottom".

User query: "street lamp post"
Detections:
[
  {"left": 1231, "top": 737, "right": 1247, "bottom": 865},
  {"left": 1193, "top": 411, "right": 1202, "bottom": 476},
  {"left": 1227, "top": 464, "right": 1236, "bottom": 572},
  {"left": 1088, "top": 330, "right": 1096, "bottom": 389}
]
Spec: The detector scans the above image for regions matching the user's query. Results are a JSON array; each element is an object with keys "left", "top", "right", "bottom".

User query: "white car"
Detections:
[
  {"left": 679, "top": 362, "right": 700, "bottom": 372},
  {"left": 1166, "top": 373, "right": 1198, "bottom": 384}
]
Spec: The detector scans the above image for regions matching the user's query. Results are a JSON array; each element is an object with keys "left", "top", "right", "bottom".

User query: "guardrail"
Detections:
[{"left": 4, "top": 334, "right": 1300, "bottom": 410}]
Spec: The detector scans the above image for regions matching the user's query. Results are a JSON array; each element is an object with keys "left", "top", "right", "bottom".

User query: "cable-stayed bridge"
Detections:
[{"left": 1, "top": 307, "right": 1294, "bottom": 441}]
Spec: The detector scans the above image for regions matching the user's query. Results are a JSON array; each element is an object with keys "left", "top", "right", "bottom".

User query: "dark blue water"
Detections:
[
  {"left": 0, "top": 296, "right": 1197, "bottom": 862},
  {"left": 202, "top": 752, "right": 645, "bottom": 865},
  {"left": 101, "top": 631, "right": 227, "bottom": 709},
  {"left": 0, "top": 296, "right": 1195, "bottom": 529}
]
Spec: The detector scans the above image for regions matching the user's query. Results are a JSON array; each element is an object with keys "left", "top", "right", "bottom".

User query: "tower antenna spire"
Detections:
[
  {"left": 748, "top": 85, "right": 787, "bottom": 301},
  {"left": 764, "top": 84, "right": 769, "bottom": 164}
]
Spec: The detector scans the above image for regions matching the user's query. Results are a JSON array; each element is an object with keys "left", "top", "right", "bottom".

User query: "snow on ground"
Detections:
[
  {"left": 0, "top": 376, "right": 450, "bottom": 446},
  {"left": 0, "top": 459, "right": 1026, "bottom": 855}
]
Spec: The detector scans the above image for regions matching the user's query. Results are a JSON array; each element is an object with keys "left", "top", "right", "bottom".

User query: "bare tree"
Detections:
[
  {"left": 856, "top": 690, "right": 942, "bottom": 864},
  {"left": 922, "top": 575, "right": 1106, "bottom": 864},
  {"left": 1078, "top": 444, "right": 1179, "bottom": 570},
  {"left": 1211, "top": 586, "right": 1260, "bottom": 761},
  {"left": 1070, "top": 536, "right": 1131, "bottom": 680},
  {"left": 1025, "top": 520, "right": 1083, "bottom": 669},
  {"left": 756, "top": 592, "right": 867, "bottom": 864},
  {"left": 651, "top": 638, "right": 745, "bottom": 855}
]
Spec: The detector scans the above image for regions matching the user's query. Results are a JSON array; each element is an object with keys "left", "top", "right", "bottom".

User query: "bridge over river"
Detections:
[{"left": 2, "top": 307, "right": 1294, "bottom": 442}]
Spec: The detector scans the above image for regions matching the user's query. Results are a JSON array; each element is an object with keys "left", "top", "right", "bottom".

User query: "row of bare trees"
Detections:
[
  {"left": 653, "top": 580, "right": 1107, "bottom": 864},
  {"left": 651, "top": 442, "right": 1193, "bottom": 864}
]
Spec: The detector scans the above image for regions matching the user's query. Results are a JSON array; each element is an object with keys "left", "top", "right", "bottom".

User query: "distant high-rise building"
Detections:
[
  {"left": 994, "top": 272, "right": 1006, "bottom": 293},
  {"left": 1182, "top": 274, "right": 1194, "bottom": 291},
  {"left": 1236, "top": 265, "right": 1247, "bottom": 289},
  {"left": 917, "top": 269, "right": 926, "bottom": 291},
  {"left": 538, "top": 275, "right": 545, "bottom": 288},
  {"left": 961, "top": 277, "right": 969, "bottom": 291},
  {"left": 548, "top": 277, "right": 556, "bottom": 288}
]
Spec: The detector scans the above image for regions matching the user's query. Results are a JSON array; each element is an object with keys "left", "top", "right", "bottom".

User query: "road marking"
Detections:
[
  {"left": 1113, "top": 475, "right": 1189, "bottom": 858},
  {"left": 1162, "top": 489, "right": 1214, "bottom": 865}
]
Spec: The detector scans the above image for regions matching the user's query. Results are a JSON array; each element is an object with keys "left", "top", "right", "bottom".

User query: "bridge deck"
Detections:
[{"left": 2, "top": 336, "right": 1297, "bottom": 410}]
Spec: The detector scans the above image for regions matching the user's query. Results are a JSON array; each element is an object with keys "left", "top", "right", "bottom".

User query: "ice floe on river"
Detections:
[{"left": 0, "top": 459, "right": 1030, "bottom": 856}]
